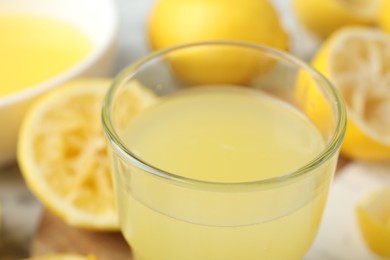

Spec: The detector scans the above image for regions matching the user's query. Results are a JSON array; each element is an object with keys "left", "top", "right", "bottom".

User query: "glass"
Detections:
[{"left": 102, "top": 41, "right": 346, "bottom": 260}]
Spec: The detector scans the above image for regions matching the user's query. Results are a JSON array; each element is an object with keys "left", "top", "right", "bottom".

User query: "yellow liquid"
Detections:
[
  {"left": 0, "top": 14, "right": 92, "bottom": 96},
  {"left": 114, "top": 87, "right": 336, "bottom": 260}
]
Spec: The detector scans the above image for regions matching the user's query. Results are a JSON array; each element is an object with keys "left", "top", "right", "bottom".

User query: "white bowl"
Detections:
[{"left": 0, "top": 0, "right": 118, "bottom": 166}]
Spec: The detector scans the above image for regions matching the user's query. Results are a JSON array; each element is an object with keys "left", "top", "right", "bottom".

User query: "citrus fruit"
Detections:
[
  {"left": 26, "top": 254, "right": 96, "bottom": 260},
  {"left": 309, "top": 27, "right": 390, "bottom": 161},
  {"left": 167, "top": 43, "right": 277, "bottom": 85},
  {"left": 147, "top": 0, "right": 288, "bottom": 85},
  {"left": 292, "top": 0, "right": 381, "bottom": 38},
  {"left": 148, "top": 0, "right": 288, "bottom": 51},
  {"left": 17, "top": 78, "right": 156, "bottom": 230},
  {"left": 356, "top": 187, "right": 390, "bottom": 258},
  {"left": 379, "top": 0, "right": 390, "bottom": 34}
]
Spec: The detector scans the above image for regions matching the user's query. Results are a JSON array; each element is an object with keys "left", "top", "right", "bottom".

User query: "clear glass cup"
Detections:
[{"left": 102, "top": 41, "right": 346, "bottom": 260}]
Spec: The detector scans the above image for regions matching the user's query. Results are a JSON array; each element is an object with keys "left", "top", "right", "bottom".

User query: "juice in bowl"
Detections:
[
  {"left": 0, "top": 14, "right": 92, "bottom": 97},
  {"left": 102, "top": 41, "right": 346, "bottom": 259},
  {"left": 0, "top": 0, "right": 117, "bottom": 166}
]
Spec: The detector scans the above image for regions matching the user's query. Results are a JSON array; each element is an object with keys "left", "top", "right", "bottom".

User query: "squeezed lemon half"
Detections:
[
  {"left": 17, "top": 78, "right": 156, "bottom": 230},
  {"left": 309, "top": 27, "right": 390, "bottom": 161}
]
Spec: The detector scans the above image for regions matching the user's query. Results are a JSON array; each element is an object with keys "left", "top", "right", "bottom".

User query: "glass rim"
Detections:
[{"left": 102, "top": 40, "right": 347, "bottom": 191}]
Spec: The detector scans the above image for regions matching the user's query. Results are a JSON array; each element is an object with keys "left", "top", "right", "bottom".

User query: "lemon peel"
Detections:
[
  {"left": 147, "top": 0, "right": 288, "bottom": 85},
  {"left": 379, "top": 0, "right": 390, "bottom": 34},
  {"left": 356, "top": 187, "right": 390, "bottom": 259},
  {"left": 293, "top": 0, "right": 380, "bottom": 38}
]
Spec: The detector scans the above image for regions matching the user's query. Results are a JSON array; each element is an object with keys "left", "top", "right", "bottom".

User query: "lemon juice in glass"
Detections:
[{"left": 102, "top": 42, "right": 346, "bottom": 260}]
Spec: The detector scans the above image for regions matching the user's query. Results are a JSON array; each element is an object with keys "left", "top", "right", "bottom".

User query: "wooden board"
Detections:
[{"left": 31, "top": 211, "right": 133, "bottom": 259}]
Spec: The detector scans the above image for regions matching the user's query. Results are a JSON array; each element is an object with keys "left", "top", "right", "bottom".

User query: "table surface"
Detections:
[{"left": 1, "top": 0, "right": 388, "bottom": 259}]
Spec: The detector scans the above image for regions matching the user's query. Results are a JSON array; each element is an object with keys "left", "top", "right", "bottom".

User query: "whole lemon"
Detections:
[
  {"left": 293, "top": 0, "right": 380, "bottom": 39},
  {"left": 148, "top": 0, "right": 288, "bottom": 50},
  {"left": 147, "top": 0, "right": 288, "bottom": 85}
]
